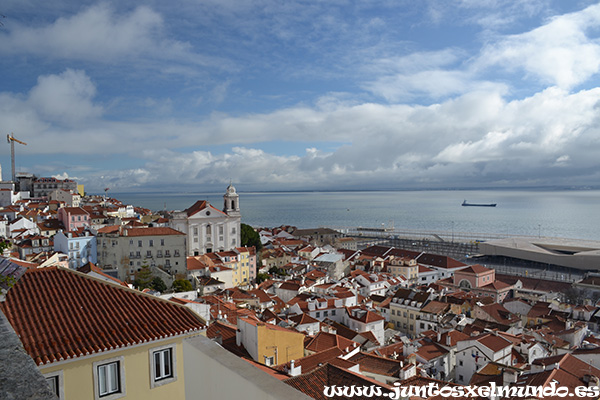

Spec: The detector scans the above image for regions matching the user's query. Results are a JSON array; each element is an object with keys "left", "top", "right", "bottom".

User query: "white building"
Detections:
[
  {"left": 53, "top": 229, "right": 97, "bottom": 269},
  {"left": 170, "top": 184, "right": 241, "bottom": 256},
  {"left": 455, "top": 333, "right": 513, "bottom": 384}
]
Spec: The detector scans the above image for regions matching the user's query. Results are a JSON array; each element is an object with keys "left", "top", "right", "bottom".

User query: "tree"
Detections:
[
  {"left": 255, "top": 272, "right": 270, "bottom": 284},
  {"left": 150, "top": 277, "right": 167, "bottom": 292},
  {"left": 172, "top": 279, "right": 193, "bottom": 292},
  {"left": 240, "top": 223, "right": 262, "bottom": 251},
  {"left": 134, "top": 264, "right": 153, "bottom": 290}
]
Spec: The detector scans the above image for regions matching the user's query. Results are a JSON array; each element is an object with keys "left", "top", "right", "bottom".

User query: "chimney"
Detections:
[{"left": 446, "top": 333, "right": 452, "bottom": 346}]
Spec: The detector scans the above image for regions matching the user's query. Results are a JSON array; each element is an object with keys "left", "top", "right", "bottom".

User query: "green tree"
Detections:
[
  {"left": 150, "top": 276, "right": 167, "bottom": 292},
  {"left": 172, "top": 279, "right": 193, "bottom": 292},
  {"left": 255, "top": 272, "right": 270, "bottom": 284},
  {"left": 240, "top": 223, "right": 262, "bottom": 251},
  {"left": 134, "top": 264, "right": 153, "bottom": 290}
]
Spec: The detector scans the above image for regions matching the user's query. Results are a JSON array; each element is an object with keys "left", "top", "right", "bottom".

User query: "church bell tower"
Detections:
[{"left": 223, "top": 183, "right": 240, "bottom": 216}]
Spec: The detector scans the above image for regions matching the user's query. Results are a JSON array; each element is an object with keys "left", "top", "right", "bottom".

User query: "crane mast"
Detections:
[{"left": 6, "top": 133, "right": 27, "bottom": 183}]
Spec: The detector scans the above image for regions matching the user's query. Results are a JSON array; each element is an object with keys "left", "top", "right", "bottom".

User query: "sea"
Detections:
[{"left": 110, "top": 189, "right": 600, "bottom": 241}]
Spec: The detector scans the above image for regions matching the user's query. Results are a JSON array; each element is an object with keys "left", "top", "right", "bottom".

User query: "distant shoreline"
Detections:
[{"left": 98, "top": 186, "right": 599, "bottom": 197}]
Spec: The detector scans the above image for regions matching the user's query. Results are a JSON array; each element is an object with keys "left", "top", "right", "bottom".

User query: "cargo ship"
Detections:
[{"left": 462, "top": 200, "right": 496, "bottom": 207}]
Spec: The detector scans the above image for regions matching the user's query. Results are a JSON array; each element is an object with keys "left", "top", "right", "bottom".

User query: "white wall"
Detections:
[{"left": 183, "top": 335, "right": 311, "bottom": 400}]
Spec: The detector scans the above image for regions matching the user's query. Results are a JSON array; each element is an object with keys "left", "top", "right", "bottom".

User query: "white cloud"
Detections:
[
  {"left": 478, "top": 3, "right": 600, "bottom": 88},
  {"left": 72, "top": 86, "right": 600, "bottom": 191},
  {"left": 28, "top": 69, "right": 102, "bottom": 126},
  {"left": 0, "top": 4, "right": 223, "bottom": 69}
]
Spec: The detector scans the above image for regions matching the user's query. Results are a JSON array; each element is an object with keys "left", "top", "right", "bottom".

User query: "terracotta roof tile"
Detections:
[
  {"left": 284, "top": 363, "right": 392, "bottom": 400},
  {"left": 305, "top": 331, "right": 360, "bottom": 354},
  {"left": 348, "top": 352, "right": 403, "bottom": 376},
  {"left": 0, "top": 267, "right": 205, "bottom": 366}
]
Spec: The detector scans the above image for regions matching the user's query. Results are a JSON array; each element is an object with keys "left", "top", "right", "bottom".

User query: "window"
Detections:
[
  {"left": 149, "top": 240, "right": 154, "bottom": 247},
  {"left": 165, "top": 259, "right": 171, "bottom": 267},
  {"left": 161, "top": 239, "right": 165, "bottom": 246},
  {"left": 93, "top": 356, "right": 125, "bottom": 400},
  {"left": 331, "top": 310, "right": 336, "bottom": 316},
  {"left": 138, "top": 240, "right": 142, "bottom": 247},
  {"left": 98, "top": 362, "right": 120, "bottom": 396},
  {"left": 153, "top": 349, "right": 173, "bottom": 381},
  {"left": 146, "top": 250, "right": 152, "bottom": 257},
  {"left": 316, "top": 312, "right": 320, "bottom": 318},
  {"left": 264, "top": 356, "right": 274, "bottom": 366},
  {"left": 459, "top": 360, "right": 463, "bottom": 366},
  {"left": 130, "top": 239, "right": 133, "bottom": 245},
  {"left": 174, "top": 250, "right": 180, "bottom": 257},
  {"left": 46, "top": 375, "right": 59, "bottom": 396},
  {"left": 150, "top": 345, "right": 177, "bottom": 388},
  {"left": 44, "top": 371, "right": 64, "bottom": 399}
]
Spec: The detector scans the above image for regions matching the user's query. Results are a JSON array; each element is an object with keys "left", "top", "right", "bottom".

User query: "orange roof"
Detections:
[
  {"left": 122, "top": 227, "right": 185, "bottom": 236},
  {"left": 0, "top": 267, "right": 205, "bottom": 366},
  {"left": 305, "top": 331, "right": 360, "bottom": 354},
  {"left": 459, "top": 264, "right": 492, "bottom": 274},
  {"left": 185, "top": 200, "right": 227, "bottom": 217}
]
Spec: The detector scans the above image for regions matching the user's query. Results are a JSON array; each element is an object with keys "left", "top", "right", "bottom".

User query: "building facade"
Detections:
[
  {"left": 97, "top": 226, "right": 187, "bottom": 282},
  {"left": 33, "top": 177, "right": 77, "bottom": 198},
  {"left": 53, "top": 229, "right": 97, "bottom": 269},
  {"left": 170, "top": 185, "right": 241, "bottom": 256}
]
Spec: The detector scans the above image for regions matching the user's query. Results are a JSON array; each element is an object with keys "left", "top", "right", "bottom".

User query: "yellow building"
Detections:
[
  {"left": 237, "top": 315, "right": 305, "bottom": 366},
  {"left": 387, "top": 256, "right": 418, "bottom": 285},
  {"left": 0, "top": 266, "right": 206, "bottom": 400}
]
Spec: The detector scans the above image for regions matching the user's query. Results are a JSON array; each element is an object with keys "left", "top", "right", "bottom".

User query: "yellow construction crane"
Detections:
[{"left": 6, "top": 133, "right": 27, "bottom": 183}]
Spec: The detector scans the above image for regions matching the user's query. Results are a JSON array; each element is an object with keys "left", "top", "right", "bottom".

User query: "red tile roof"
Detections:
[
  {"left": 122, "top": 227, "right": 185, "bottom": 236},
  {"left": 477, "top": 333, "right": 513, "bottom": 352},
  {"left": 185, "top": 200, "right": 227, "bottom": 217},
  {"left": 275, "top": 347, "right": 345, "bottom": 375},
  {"left": 284, "top": 363, "right": 392, "bottom": 400},
  {"left": 348, "top": 352, "right": 403, "bottom": 376},
  {"left": 305, "top": 331, "right": 360, "bottom": 354},
  {"left": 0, "top": 267, "right": 205, "bottom": 366},
  {"left": 459, "top": 264, "right": 492, "bottom": 274}
]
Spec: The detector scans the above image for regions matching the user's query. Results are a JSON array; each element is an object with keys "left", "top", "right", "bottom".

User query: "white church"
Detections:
[{"left": 170, "top": 184, "right": 241, "bottom": 256}]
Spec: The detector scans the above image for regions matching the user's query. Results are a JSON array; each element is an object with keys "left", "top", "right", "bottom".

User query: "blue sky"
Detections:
[{"left": 1, "top": 0, "right": 600, "bottom": 193}]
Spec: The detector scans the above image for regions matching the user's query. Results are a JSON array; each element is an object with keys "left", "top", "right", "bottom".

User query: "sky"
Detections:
[{"left": 1, "top": 0, "right": 600, "bottom": 193}]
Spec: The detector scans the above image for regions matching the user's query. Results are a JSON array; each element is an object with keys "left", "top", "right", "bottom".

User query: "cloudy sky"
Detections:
[{"left": 1, "top": 0, "right": 600, "bottom": 193}]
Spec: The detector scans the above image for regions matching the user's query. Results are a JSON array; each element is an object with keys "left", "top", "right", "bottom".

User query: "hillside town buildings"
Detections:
[{"left": 4, "top": 178, "right": 600, "bottom": 400}]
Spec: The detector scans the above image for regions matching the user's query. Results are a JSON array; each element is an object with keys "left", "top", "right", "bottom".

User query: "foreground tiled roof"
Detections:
[{"left": 1, "top": 267, "right": 205, "bottom": 366}]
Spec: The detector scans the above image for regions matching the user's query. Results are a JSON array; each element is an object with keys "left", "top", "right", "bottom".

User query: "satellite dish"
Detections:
[{"left": 81, "top": 257, "right": 87, "bottom": 264}]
